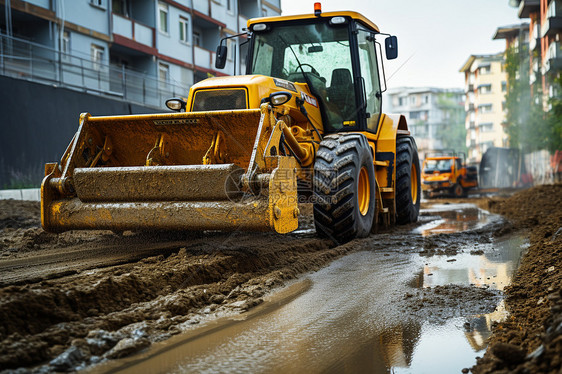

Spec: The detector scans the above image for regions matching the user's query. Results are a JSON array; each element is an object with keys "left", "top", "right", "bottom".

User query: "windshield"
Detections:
[
  {"left": 424, "top": 159, "right": 453, "bottom": 173},
  {"left": 250, "top": 21, "right": 357, "bottom": 131}
]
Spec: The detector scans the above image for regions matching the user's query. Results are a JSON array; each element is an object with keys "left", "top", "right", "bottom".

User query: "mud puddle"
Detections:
[
  {"left": 400, "top": 234, "right": 527, "bottom": 372},
  {"left": 91, "top": 211, "right": 527, "bottom": 374},
  {"left": 415, "top": 203, "right": 496, "bottom": 236},
  {"left": 421, "top": 235, "right": 528, "bottom": 290}
]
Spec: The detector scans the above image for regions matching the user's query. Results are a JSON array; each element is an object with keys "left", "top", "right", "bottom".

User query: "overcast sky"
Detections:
[{"left": 280, "top": 0, "right": 522, "bottom": 89}]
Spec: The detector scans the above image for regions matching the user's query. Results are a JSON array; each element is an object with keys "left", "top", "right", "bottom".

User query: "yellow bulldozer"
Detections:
[{"left": 41, "top": 6, "right": 421, "bottom": 243}]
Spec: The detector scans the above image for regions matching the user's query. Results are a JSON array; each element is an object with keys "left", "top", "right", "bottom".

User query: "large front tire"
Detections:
[
  {"left": 313, "top": 134, "right": 376, "bottom": 243},
  {"left": 452, "top": 182, "right": 464, "bottom": 198},
  {"left": 396, "top": 136, "right": 421, "bottom": 224}
]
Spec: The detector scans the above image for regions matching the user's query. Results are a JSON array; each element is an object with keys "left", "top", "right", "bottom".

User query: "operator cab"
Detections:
[{"left": 215, "top": 8, "right": 398, "bottom": 134}]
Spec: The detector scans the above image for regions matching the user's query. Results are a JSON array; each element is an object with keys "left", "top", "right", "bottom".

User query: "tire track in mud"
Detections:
[
  {"left": 0, "top": 222, "right": 351, "bottom": 370},
  {"left": 0, "top": 240, "right": 190, "bottom": 286}
]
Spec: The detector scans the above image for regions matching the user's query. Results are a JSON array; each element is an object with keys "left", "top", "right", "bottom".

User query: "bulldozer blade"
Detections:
[
  {"left": 73, "top": 164, "right": 243, "bottom": 202},
  {"left": 44, "top": 199, "right": 271, "bottom": 232},
  {"left": 42, "top": 157, "right": 298, "bottom": 233},
  {"left": 41, "top": 109, "right": 299, "bottom": 234}
]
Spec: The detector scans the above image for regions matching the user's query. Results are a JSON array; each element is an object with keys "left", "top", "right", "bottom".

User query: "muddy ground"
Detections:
[
  {"left": 0, "top": 184, "right": 560, "bottom": 373},
  {"left": 471, "top": 184, "right": 562, "bottom": 374}
]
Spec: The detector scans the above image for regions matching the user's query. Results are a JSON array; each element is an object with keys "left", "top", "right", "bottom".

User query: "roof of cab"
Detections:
[{"left": 247, "top": 11, "right": 380, "bottom": 33}]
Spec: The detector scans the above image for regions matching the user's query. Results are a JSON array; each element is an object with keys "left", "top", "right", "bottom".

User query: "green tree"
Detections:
[
  {"left": 437, "top": 92, "right": 467, "bottom": 153},
  {"left": 504, "top": 45, "right": 562, "bottom": 153},
  {"left": 546, "top": 77, "right": 562, "bottom": 152},
  {"left": 504, "top": 45, "right": 529, "bottom": 150}
]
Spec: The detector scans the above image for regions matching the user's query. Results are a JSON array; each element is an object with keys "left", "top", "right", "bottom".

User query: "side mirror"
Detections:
[
  {"left": 215, "top": 45, "right": 227, "bottom": 69},
  {"left": 385, "top": 36, "right": 398, "bottom": 60}
]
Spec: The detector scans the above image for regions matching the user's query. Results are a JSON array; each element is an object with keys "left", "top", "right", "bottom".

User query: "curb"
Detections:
[{"left": 0, "top": 188, "right": 41, "bottom": 201}]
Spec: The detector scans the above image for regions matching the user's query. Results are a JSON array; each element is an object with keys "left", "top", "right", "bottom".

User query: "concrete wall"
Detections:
[
  {"left": 62, "top": 0, "right": 110, "bottom": 36},
  {"left": 0, "top": 76, "right": 161, "bottom": 188}
]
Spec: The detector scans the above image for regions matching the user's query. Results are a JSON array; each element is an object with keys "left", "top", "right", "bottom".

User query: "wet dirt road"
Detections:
[{"left": 89, "top": 203, "right": 526, "bottom": 374}]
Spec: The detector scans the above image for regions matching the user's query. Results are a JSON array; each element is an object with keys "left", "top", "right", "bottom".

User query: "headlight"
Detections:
[{"left": 268, "top": 91, "right": 292, "bottom": 106}]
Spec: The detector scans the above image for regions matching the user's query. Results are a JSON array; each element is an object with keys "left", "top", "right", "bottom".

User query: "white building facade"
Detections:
[
  {"left": 383, "top": 87, "right": 465, "bottom": 159},
  {"left": 460, "top": 54, "right": 509, "bottom": 164}
]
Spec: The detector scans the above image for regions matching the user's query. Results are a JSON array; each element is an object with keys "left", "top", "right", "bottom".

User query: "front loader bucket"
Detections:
[{"left": 41, "top": 109, "right": 299, "bottom": 234}]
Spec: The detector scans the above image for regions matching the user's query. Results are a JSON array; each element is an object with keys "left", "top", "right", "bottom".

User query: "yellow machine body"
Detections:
[{"left": 41, "top": 10, "right": 412, "bottom": 234}]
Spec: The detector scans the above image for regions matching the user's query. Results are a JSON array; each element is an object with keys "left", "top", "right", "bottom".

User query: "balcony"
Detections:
[
  {"left": 465, "top": 84, "right": 474, "bottom": 93},
  {"left": 529, "top": 23, "right": 539, "bottom": 50},
  {"left": 263, "top": 0, "right": 281, "bottom": 9},
  {"left": 518, "top": 0, "right": 540, "bottom": 18},
  {"left": 0, "top": 33, "right": 186, "bottom": 109},
  {"left": 112, "top": 14, "right": 156, "bottom": 52},
  {"left": 541, "top": 0, "right": 562, "bottom": 37},
  {"left": 194, "top": 46, "right": 213, "bottom": 69},
  {"left": 239, "top": 0, "right": 261, "bottom": 19},
  {"left": 193, "top": 0, "right": 210, "bottom": 17},
  {"left": 544, "top": 41, "right": 562, "bottom": 73}
]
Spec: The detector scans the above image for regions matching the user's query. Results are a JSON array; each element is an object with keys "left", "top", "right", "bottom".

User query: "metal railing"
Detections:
[{"left": 0, "top": 34, "right": 189, "bottom": 109}]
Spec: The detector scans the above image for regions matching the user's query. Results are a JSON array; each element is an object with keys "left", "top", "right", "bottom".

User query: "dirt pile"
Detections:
[
  {"left": 472, "top": 183, "right": 562, "bottom": 373},
  {"left": 404, "top": 285, "right": 503, "bottom": 324}
]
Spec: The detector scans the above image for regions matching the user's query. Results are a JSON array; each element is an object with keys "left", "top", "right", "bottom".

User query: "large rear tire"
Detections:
[
  {"left": 396, "top": 136, "right": 421, "bottom": 224},
  {"left": 313, "top": 134, "right": 375, "bottom": 243}
]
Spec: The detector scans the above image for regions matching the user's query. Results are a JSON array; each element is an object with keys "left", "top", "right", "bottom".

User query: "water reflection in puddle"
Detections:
[
  {"left": 415, "top": 204, "right": 495, "bottom": 236},
  {"left": 398, "top": 235, "right": 527, "bottom": 372},
  {"left": 99, "top": 206, "right": 526, "bottom": 374},
  {"left": 422, "top": 235, "right": 528, "bottom": 291}
]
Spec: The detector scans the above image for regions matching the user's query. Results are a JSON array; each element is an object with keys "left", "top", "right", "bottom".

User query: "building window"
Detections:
[
  {"left": 91, "top": 44, "right": 104, "bottom": 70},
  {"left": 159, "top": 63, "right": 169, "bottom": 90},
  {"left": 479, "top": 122, "right": 494, "bottom": 132},
  {"left": 90, "top": 0, "right": 105, "bottom": 8},
  {"left": 398, "top": 97, "right": 404, "bottom": 106},
  {"left": 479, "top": 65, "right": 491, "bottom": 74},
  {"left": 479, "top": 84, "right": 492, "bottom": 94},
  {"left": 478, "top": 104, "right": 493, "bottom": 113},
  {"left": 226, "top": 0, "right": 232, "bottom": 12},
  {"left": 501, "top": 81, "right": 507, "bottom": 92},
  {"left": 159, "top": 2, "right": 169, "bottom": 34},
  {"left": 179, "top": 17, "right": 189, "bottom": 43},
  {"left": 410, "top": 96, "right": 415, "bottom": 105},
  {"left": 480, "top": 141, "right": 494, "bottom": 153},
  {"left": 193, "top": 31, "right": 201, "bottom": 46},
  {"left": 424, "top": 95, "right": 429, "bottom": 104},
  {"left": 262, "top": 8, "right": 268, "bottom": 17},
  {"left": 112, "top": 0, "right": 130, "bottom": 17}
]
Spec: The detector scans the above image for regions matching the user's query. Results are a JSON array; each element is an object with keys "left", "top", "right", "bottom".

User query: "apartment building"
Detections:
[
  {"left": 513, "top": 0, "right": 561, "bottom": 100},
  {"left": 383, "top": 87, "right": 465, "bottom": 159},
  {"left": 493, "top": 23, "right": 529, "bottom": 53},
  {"left": 459, "top": 54, "right": 508, "bottom": 164},
  {"left": 0, "top": 0, "right": 281, "bottom": 108}
]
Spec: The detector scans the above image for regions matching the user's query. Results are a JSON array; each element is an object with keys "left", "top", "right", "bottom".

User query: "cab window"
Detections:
[
  {"left": 356, "top": 28, "right": 382, "bottom": 132},
  {"left": 250, "top": 21, "right": 357, "bottom": 131}
]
